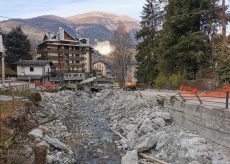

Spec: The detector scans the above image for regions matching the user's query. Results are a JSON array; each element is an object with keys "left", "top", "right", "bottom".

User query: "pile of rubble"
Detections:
[
  {"left": 91, "top": 89, "right": 230, "bottom": 164},
  {"left": 27, "top": 90, "right": 81, "bottom": 163},
  {"left": 21, "top": 89, "right": 230, "bottom": 163}
]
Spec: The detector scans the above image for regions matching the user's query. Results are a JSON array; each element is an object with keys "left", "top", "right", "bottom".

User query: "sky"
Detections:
[{"left": 0, "top": 0, "right": 146, "bottom": 21}]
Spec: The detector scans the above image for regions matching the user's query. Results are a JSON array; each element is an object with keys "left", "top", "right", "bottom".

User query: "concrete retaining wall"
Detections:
[{"left": 166, "top": 101, "right": 230, "bottom": 148}]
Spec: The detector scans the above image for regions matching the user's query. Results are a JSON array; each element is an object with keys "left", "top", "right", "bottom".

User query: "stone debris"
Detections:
[
  {"left": 121, "top": 150, "right": 138, "bottom": 164},
  {"left": 28, "top": 128, "right": 43, "bottom": 138},
  {"left": 21, "top": 89, "right": 230, "bottom": 164},
  {"left": 90, "top": 89, "right": 230, "bottom": 164},
  {"left": 43, "top": 135, "right": 69, "bottom": 151}
]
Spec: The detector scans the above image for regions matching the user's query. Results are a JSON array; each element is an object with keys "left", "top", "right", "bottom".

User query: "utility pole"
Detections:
[
  {"left": 0, "top": 31, "right": 6, "bottom": 88},
  {"left": 1, "top": 54, "right": 5, "bottom": 87},
  {"left": 222, "top": 0, "right": 227, "bottom": 59}
]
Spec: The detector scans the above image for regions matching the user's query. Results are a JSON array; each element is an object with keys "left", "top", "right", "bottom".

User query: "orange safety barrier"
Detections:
[
  {"left": 179, "top": 84, "right": 230, "bottom": 98},
  {"left": 180, "top": 85, "right": 199, "bottom": 93},
  {"left": 34, "top": 82, "right": 56, "bottom": 90}
]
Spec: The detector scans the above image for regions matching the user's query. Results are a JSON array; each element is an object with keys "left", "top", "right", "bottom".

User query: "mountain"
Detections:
[
  {"left": 0, "top": 12, "right": 140, "bottom": 45},
  {"left": 0, "top": 15, "right": 76, "bottom": 41},
  {"left": 68, "top": 11, "right": 140, "bottom": 32}
]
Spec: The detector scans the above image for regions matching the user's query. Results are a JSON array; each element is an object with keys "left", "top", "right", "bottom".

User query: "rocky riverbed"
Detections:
[{"left": 14, "top": 89, "right": 230, "bottom": 164}]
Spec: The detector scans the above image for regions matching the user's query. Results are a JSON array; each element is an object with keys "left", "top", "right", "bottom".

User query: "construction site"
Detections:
[
  {"left": 1, "top": 0, "right": 230, "bottom": 163},
  {"left": 0, "top": 81, "right": 230, "bottom": 164}
]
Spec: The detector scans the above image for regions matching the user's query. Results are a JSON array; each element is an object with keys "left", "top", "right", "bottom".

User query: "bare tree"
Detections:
[{"left": 110, "top": 22, "right": 133, "bottom": 87}]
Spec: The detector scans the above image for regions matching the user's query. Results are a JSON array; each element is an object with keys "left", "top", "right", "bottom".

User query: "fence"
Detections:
[
  {"left": 179, "top": 84, "right": 230, "bottom": 109},
  {"left": 34, "top": 82, "right": 56, "bottom": 90},
  {"left": 0, "top": 83, "right": 30, "bottom": 92}
]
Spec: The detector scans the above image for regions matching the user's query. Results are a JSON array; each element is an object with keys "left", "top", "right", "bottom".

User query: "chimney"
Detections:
[
  {"left": 59, "top": 27, "right": 64, "bottom": 40},
  {"left": 48, "top": 32, "right": 50, "bottom": 38}
]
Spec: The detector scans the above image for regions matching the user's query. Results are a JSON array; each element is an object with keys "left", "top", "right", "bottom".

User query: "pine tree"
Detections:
[
  {"left": 135, "top": 0, "right": 164, "bottom": 85},
  {"left": 158, "top": 0, "right": 220, "bottom": 80},
  {"left": 4, "top": 26, "right": 32, "bottom": 68}
]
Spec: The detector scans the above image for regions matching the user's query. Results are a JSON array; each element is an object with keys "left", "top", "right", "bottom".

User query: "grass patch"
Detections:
[
  {"left": 0, "top": 90, "right": 41, "bottom": 104},
  {"left": 0, "top": 100, "right": 25, "bottom": 119}
]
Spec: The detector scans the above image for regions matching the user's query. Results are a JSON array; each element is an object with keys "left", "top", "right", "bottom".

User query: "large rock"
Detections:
[
  {"left": 29, "top": 128, "right": 43, "bottom": 138},
  {"left": 152, "top": 117, "right": 166, "bottom": 127},
  {"left": 46, "top": 155, "right": 56, "bottom": 164},
  {"left": 127, "top": 132, "right": 138, "bottom": 149},
  {"left": 155, "top": 132, "right": 168, "bottom": 150},
  {"left": 149, "top": 112, "right": 171, "bottom": 120},
  {"left": 43, "top": 135, "right": 68, "bottom": 151},
  {"left": 134, "top": 132, "right": 161, "bottom": 152},
  {"left": 138, "top": 118, "right": 157, "bottom": 135},
  {"left": 124, "top": 124, "right": 138, "bottom": 133},
  {"left": 36, "top": 141, "right": 50, "bottom": 150},
  {"left": 121, "top": 150, "right": 138, "bottom": 164}
]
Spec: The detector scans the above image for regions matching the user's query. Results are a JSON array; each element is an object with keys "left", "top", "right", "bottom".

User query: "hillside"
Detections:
[
  {"left": 68, "top": 11, "right": 140, "bottom": 32},
  {"left": 0, "top": 12, "right": 140, "bottom": 45}
]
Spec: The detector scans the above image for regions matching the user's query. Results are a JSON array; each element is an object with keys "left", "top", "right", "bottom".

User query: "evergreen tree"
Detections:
[
  {"left": 4, "top": 26, "right": 32, "bottom": 68},
  {"left": 135, "top": 0, "right": 164, "bottom": 85},
  {"left": 159, "top": 0, "right": 220, "bottom": 79}
]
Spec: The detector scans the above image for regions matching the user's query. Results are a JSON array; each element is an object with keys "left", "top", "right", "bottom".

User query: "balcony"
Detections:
[
  {"left": 40, "top": 48, "right": 82, "bottom": 53},
  {"left": 68, "top": 63, "right": 84, "bottom": 67}
]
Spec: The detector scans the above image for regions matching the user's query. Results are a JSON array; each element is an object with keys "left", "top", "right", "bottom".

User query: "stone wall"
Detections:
[{"left": 165, "top": 101, "right": 230, "bottom": 148}]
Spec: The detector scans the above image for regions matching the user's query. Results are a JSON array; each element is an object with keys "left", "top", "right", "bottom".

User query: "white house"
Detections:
[{"left": 16, "top": 60, "right": 53, "bottom": 82}]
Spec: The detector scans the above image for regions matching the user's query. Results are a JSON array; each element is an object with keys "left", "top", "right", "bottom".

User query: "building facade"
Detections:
[
  {"left": 93, "top": 60, "right": 109, "bottom": 76},
  {"left": 17, "top": 60, "right": 52, "bottom": 82},
  {"left": 37, "top": 27, "right": 93, "bottom": 82}
]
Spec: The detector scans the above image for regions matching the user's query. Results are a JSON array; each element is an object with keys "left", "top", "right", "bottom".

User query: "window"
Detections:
[{"left": 30, "top": 67, "right": 34, "bottom": 72}]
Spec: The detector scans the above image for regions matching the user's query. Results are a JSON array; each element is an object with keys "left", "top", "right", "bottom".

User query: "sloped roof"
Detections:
[
  {"left": 16, "top": 60, "right": 53, "bottom": 66},
  {"left": 93, "top": 59, "right": 108, "bottom": 65}
]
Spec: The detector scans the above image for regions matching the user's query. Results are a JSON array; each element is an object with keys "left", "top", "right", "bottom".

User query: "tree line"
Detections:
[{"left": 135, "top": 0, "right": 230, "bottom": 88}]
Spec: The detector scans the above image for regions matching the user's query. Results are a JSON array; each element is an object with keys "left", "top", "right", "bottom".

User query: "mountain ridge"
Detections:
[{"left": 0, "top": 12, "right": 140, "bottom": 55}]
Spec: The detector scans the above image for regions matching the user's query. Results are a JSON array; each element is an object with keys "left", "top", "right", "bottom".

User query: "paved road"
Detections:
[{"left": 140, "top": 89, "right": 229, "bottom": 109}]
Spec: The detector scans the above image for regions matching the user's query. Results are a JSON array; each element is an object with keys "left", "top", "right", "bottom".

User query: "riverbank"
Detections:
[{"left": 1, "top": 89, "right": 230, "bottom": 163}]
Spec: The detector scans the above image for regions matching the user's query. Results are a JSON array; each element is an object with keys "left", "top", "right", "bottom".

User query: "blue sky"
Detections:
[
  {"left": 0, "top": 0, "right": 145, "bottom": 20},
  {"left": 0, "top": 0, "right": 230, "bottom": 21}
]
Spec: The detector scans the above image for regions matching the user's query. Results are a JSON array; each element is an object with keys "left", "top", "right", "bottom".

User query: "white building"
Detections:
[
  {"left": 16, "top": 60, "right": 53, "bottom": 82},
  {"left": 93, "top": 60, "right": 109, "bottom": 76}
]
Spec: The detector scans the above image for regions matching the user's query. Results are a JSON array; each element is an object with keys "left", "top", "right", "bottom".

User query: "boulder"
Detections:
[
  {"left": 29, "top": 128, "right": 43, "bottom": 138},
  {"left": 46, "top": 155, "right": 56, "bottom": 164},
  {"left": 155, "top": 132, "right": 168, "bottom": 150},
  {"left": 134, "top": 132, "right": 160, "bottom": 152},
  {"left": 36, "top": 141, "right": 50, "bottom": 150},
  {"left": 124, "top": 124, "right": 138, "bottom": 133},
  {"left": 43, "top": 135, "right": 68, "bottom": 151},
  {"left": 150, "top": 112, "right": 171, "bottom": 120},
  {"left": 138, "top": 118, "right": 157, "bottom": 135},
  {"left": 38, "top": 125, "right": 49, "bottom": 133},
  {"left": 152, "top": 117, "right": 166, "bottom": 127},
  {"left": 127, "top": 132, "right": 138, "bottom": 149},
  {"left": 121, "top": 150, "right": 138, "bottom": 164}
]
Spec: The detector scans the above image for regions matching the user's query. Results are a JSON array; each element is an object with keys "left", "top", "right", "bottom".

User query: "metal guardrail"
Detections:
[{"left": 177, "top": 91, "right": 230, "bottom": 109}]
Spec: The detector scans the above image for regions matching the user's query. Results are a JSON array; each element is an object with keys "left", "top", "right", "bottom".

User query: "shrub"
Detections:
[
  {"left": 169, "top": 72, "right": 185, "bottom": 88},
  {"left": 155, "top": 73, "right": 167, "bottom": 89}
]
